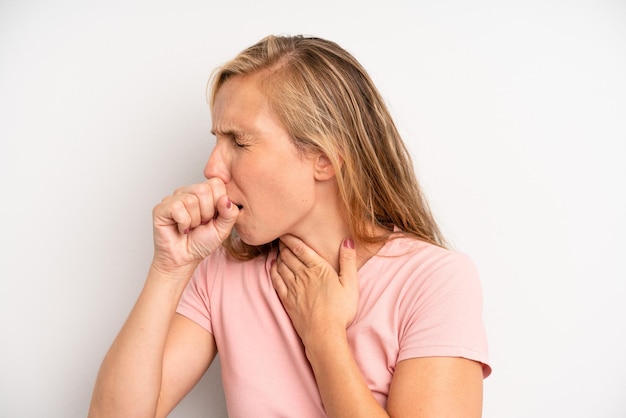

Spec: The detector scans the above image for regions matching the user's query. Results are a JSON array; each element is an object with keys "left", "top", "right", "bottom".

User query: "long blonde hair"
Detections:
[{"left": 208, "top": 35, "right": 446, "bottom": 259}]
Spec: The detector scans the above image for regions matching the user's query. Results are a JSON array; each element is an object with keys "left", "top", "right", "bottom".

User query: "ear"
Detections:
[{"left": 313, "top": 153, "right": 339, "bottom": 181}]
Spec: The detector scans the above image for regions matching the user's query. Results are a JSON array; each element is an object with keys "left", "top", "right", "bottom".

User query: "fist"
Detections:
[{"left": 151, "top": 178, "right": 240, "bottom": 272}]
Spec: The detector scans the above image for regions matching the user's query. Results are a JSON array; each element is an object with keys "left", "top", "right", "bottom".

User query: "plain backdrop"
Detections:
[{"left": 1, "top": 1, "right": 625, "bottom": 417}]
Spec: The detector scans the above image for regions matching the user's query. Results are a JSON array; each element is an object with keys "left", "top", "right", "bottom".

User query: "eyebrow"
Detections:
[
  {"left": 211, "top": 127, "right": 244, "bottom": 137},
  {"left": 211, "top": 126, "right": 259, "bottom": 145},
  {"left": 210, "top": 128, "right": 228, "bottom": 136}
]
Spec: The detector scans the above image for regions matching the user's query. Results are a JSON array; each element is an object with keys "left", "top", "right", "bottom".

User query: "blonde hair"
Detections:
[{"left": 208, "top": 35, "right": 446, "bottom": 259}]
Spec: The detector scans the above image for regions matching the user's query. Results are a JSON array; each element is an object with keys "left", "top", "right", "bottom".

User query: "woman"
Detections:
[{"left": 89, "top": 34, "right": 490, "bottom": 417}]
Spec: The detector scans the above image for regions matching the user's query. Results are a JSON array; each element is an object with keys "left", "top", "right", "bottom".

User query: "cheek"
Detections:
[{"left": 235, "top": 154, "right": 316, "bottom": 205}]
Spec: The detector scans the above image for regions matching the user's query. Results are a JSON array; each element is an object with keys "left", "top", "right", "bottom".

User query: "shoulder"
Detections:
[
  {"left": 369, "top": 235, "right": 478, "bottom": 284},
  {"left": 367, "top": 236, "right": 485, "bottom": 340},
  {"left": 361, "top": 235, "right": 484, "bottom": 325},
  {"left": 377, "top": 237, "right": 490, "bottom": 376}
]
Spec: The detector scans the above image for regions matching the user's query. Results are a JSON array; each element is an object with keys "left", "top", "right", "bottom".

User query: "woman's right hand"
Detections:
[{"left": 150, "top": 178, "right": 240, "bottom": 276}]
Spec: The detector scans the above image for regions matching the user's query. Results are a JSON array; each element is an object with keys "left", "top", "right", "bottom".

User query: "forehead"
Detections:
[{"left": 211, "top": 75, "right": 279, "bottom": 136}]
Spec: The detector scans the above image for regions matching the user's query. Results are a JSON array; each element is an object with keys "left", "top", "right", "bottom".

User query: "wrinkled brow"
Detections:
[{"left": 211, "top": 126, "right": 243, "bottom": 137}]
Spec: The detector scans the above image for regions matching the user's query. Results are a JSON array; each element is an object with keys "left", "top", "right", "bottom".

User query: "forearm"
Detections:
[
  {"left": 89, "top": 264, "right": 195, "bottom": 417},
  {"left": 305, "top": 328, "right": 389, "bottom": 418}
]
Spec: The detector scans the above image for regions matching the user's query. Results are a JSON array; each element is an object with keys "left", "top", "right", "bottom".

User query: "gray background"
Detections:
[{"left": 1, "top": 0, "right": 625, "bottom": 417}]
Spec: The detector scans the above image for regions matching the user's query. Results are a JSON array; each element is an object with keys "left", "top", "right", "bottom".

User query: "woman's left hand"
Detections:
[{"left": 270, "top": 234, "right": 359, "bottom": 346}]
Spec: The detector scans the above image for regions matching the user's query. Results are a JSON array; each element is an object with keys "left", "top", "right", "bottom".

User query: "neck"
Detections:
[
  {"left": 284, "top": 211, "right": 387, "bottom": 273},
  {"left": 284, "top": 179, "right": 387, "bottom": 272}
]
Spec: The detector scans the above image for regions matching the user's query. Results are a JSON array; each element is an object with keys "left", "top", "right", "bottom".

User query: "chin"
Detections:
[{"left": 234, "top": 226, "right": 278, "bottom": 247}]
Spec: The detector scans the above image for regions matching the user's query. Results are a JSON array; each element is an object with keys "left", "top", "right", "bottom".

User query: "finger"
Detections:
[
  {"left": 153, "top": 198, "right": 180, "bottom": 229},
  {"left": 270, "top": 258, "right": 288, "bottom": 299},
  {"left": 277, "top": 244, "right": 306, "bottom": 274},
  {"left": 211, "top": 194, "right": 239, "bottom": 242},
  {"left": 180, "top": 193, "right": 202, "bottom": 232},
  {"left": 164, "top": 198, "right": 194, "bottom": 235},
  {"left": 178, "top": 183, "right": 215, "bottom": 225},
  {"left": 171, "top": 185, "right": 209, "bottom": 228},
  {"left": 338, "top": 238, "right": 358, "bottom": 290},
  {"left": 276, "top": 254, "right": 297, "bottom": 284},
  {"left": 279, "top": 234, "right": 320, "bottom": 268},
  {"left": 202, "top": 178, "right": 227, "bottom": 222},
  {"left": 174, "top": 179, "right": 226, "bottom": 224}
]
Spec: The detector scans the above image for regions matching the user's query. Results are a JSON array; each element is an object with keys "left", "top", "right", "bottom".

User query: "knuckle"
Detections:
[
  {"left": 206, "top": 177, "right": 224, "bottom": 187},
  {"left": 206, "top": 178, "right": 226, "bottom": 195},
  {"left": 292, "top": 244, "right": 306, "bottom": 258},
  {"left": 170, "top": 199, "right": 187, "bottom": 214},
  {"left": 276, "top": 261, "right": 288, "bottom": 274},
  {"left": 173, "top": 182, "right": 208, "bottom": 197},
  {"left": 172, "top": 185, "right": 187, "bottom": 195},
  {"left": 197, "top": 182, "right": 211, "bottom": 197},
  {"left": 182, "top": 193, "right": 198, "bottom": 206}
]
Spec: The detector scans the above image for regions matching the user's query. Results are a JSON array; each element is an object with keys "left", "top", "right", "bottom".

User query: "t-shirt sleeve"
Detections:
[
  {"left": 176, "top": 255, "right": 214, "bottom": 335},
  {"left": 397, "top": 252, "right": 491, "bottom": 377}
]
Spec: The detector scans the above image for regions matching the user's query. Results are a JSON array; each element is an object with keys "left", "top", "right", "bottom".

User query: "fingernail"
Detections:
[
  {"left": 343, "top": 238, "right": 355, "bottom": 249},
  {"left": 226, "top": 200, "right": 232, "bottom": 209},
  {"left": 184, "top": 227, "right": 190, "bottom": 234}
]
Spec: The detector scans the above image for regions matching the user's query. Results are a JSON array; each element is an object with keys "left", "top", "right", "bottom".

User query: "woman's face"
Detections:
[{"left": 205, "top": 75, "right": 320, "bottom": 246}]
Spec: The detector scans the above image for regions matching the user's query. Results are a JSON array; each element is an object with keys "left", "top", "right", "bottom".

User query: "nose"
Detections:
[{"left": 203, "top": 140, "right": 231, "bottom": 183}]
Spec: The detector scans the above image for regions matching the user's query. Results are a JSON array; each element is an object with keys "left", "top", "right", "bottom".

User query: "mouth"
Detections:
[{"left": 235, "top": 204, "right": 243, "bottom": 210}]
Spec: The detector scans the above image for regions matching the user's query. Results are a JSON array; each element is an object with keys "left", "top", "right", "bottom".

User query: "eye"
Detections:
[{"left": 233, "top": 134, "right": 248, "bottom": 148}]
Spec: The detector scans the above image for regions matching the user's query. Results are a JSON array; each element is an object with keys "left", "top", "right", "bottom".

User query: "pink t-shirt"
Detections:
[{"left": 177, "top": 236, "right": 491, "bottom": 417}]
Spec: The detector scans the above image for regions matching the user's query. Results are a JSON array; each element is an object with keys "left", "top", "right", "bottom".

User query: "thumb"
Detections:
[
  {"left": 212, "top": 195, "right": 240, "bottom": 241},
  {"left": 338, "top": 238, "right": 358, "bottom": 289}
]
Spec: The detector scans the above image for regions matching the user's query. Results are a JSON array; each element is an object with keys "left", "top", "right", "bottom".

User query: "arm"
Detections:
[
  {"left": 304, "top": 332, "right": 483, "bottom": 417},
  {"left": 387, "top": 356, "right": 483, "bottom": 417},
  {"left": 89, "top": 269, "right": 217, "bottom": 417},
  {"left": 156, "top": 313, "right": 218, "bottom": 416},
  {"left": 271, "top": 235, "right": 484, "bottom": 417},
  {"left": 89, "top": 179, "right": 239, "bottom": 417}
]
